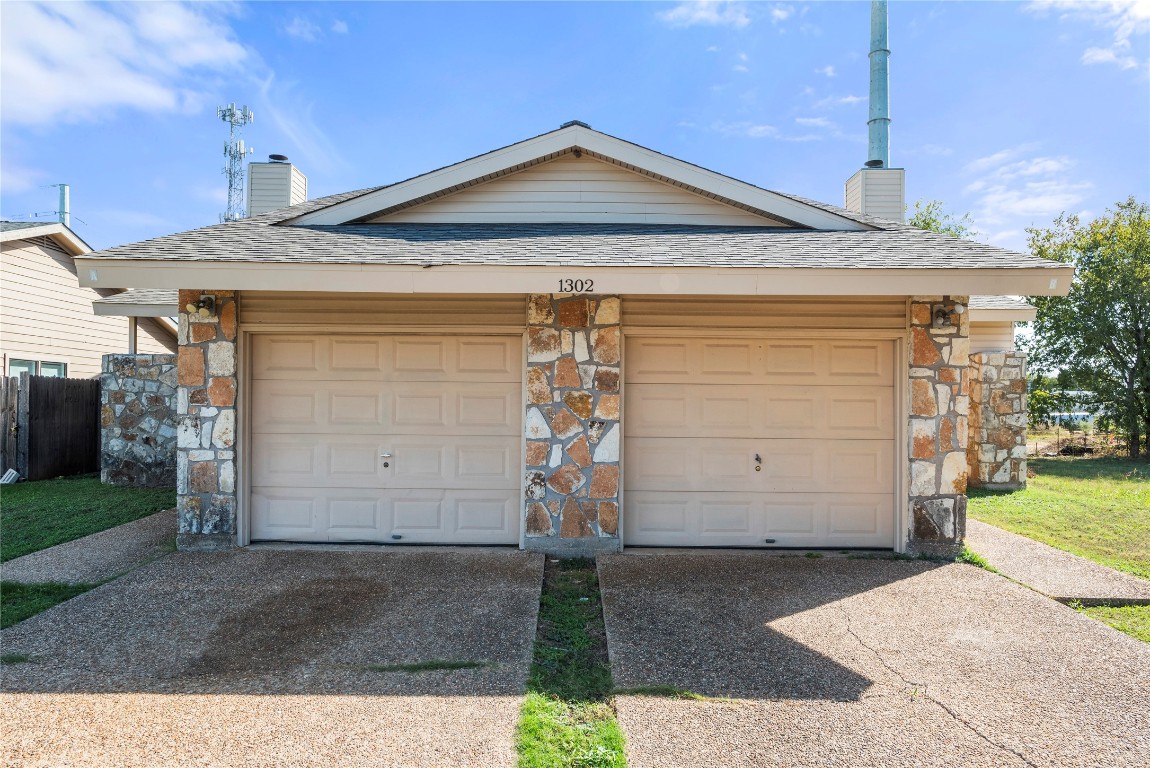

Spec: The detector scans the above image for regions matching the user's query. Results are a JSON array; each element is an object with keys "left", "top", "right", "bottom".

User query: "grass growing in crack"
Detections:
[
  {"left": 0, "top": 581, "right": 96, "bottom": 629},
  {"left": 1070, "top": 602, "right": 1150, "bottom": 643},
  {"left": 1, "top": 653, "right": 35, "bottom": 665},
  {"left": 516, "top": 558, "right": 626, "bottom": 768},
  {"left": 366, "top": 660, "right": 489, "bottom": 673},
  {"left": 1, "top": 475, "right": 174, "bottom": 562},
  {"left": 955, "top": 546, "right": 997, "bottom": 572},
  {"left": 613, "top": 685, "right": 715, "bottom": 701}
]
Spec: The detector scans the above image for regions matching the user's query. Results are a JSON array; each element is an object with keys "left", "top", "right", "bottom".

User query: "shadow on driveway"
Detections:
[{"left": 2, "top": 548, "right": 543, "bottom": 768}]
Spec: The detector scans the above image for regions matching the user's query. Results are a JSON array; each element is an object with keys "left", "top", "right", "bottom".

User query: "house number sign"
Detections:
[{"left": 558, "top": 278, "right": 595, "bottom": 292}]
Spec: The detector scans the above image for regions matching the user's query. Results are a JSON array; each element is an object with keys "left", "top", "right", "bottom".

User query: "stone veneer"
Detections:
[
  {"left": 100, "top": 354, "right": 178, "bottom": 487},
  {"left": 907, "top": 295, "right": 971, "bottom": 557},
  {"left": 523, "top": 294, "right": 622, "bottom": 556},
  {"left": 175, "top": 290, "right": 238, "bottom": 551},
  {"left": 967, "top": 351, "right": 1028, "bottom": 490}
]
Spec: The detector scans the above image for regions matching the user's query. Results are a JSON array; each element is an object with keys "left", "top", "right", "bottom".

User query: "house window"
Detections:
[
  {"left": 39, "top": 362, "right": 67, "bottom": 377},
  {"left": 8, "top": 359, "right": 37, "bottom": 377}
]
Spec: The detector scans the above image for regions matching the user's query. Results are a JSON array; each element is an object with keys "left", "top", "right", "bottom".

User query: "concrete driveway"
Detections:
[
  {"left": 599, "top": 552, "right": 1150, "bottom": 768},
  {"left": 2, "top": 548, "right": 543, "bottom": 768}
]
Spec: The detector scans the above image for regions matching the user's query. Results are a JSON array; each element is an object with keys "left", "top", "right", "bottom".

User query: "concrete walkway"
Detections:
[
  {"left": 1, "top": 508, "right": 176, "bottom": 585},
  {"left": 2, "top": 548, "right": 543, "bottom": 768},
  {"left": 966, "top": 519, "right": 1150, "bottom": 605},
  {"left": 600, "top": 552, "right": 1150, "bottom": 768}
]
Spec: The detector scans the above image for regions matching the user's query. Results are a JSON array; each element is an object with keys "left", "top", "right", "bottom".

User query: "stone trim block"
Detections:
[
  {"left": 100, "top": 354, "right": 178, "bottom": 487},
  {"left": 907, "top": 296, "right": 970, "bottom": 558},
  {"left": 967, "top": 351, "right": 1028, "bottom": 490},
  {"left": 176, "top": 290, "right": 239, "bottom": 548},
  {"left": 523, "top": 294, "right": 622, "bottom": 556}
]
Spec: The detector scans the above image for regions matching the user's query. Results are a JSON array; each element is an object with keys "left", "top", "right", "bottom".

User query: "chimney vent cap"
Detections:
[
  {"left": 269, "top": 154, "right": 289, "bottom": 162},
  {"left": 864, "top": 159, "right": 884, "bottom": 168}
]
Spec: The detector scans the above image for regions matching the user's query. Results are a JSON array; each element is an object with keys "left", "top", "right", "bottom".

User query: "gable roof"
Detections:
[
  {"left": 287, "top": 123, "right": 871, "bottom": 230},
  {"left": 1, "top": 220, "right": 92, "bottom": 256},
  {"left": 73, "top": 124, "right": 1074, "bottom": 297}
]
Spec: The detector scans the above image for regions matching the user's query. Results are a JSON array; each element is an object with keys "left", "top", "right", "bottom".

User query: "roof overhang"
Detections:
[
  {"left": 287, "top": 124, "right": 870, "bottom": 231},
  {"left": 0, "top": 222, "right": 92, "bottom": 255},
  {"left": 76, "top": 259, "right": 1074, "bottom": 297},
  {"left": 969, "top": 307, "right": 1037, "bottom": 322},
  {"left": 93, "top": 295, "right": 179, "bottom": 317}
]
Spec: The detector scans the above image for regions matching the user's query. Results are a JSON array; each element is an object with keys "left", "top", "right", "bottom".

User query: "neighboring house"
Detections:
[
  {"left": 1, "top": 221, "right": 176, "bottom": 378},
  {"left": 78, "top": 123, "right": 1072, "bottom": 557}
]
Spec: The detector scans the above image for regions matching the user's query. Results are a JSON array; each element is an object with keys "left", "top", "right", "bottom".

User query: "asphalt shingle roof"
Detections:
[
  {"left": 82, "top": 218, "right": 1063, "bottom": 271},
  {"left": 0, "top": 220, "right": 51, "bottom": 233},
  {"left": 94, "top": 289, "right": 178, "bottom": 305}
]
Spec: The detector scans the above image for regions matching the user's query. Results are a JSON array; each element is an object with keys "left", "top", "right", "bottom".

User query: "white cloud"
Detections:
[
  {"left": 659, "top": 1, "right": 750, "bottom": 29},
  {"left": 904, "top": 144, "right": 954, "bottom": 157},
  {"left": 815, "top": 65, "right": 836, "bottom": 77},
  {"left": 331, "top": 19, "right": 349, "bottom": 35},
  {"left": 813, "top": 94, "right": 865, "bottom": 109},
  {"left": 706, "top": 45, "right": 720, "bottom": 52},
  {"left": 770, "top": 5, "right": 793, "bottom": 24},
  {"left": 0, "top": 2, "right": 247, "bottom": 126},
  {"left": 712, "top": 121, "right": 780, "bottom": 138},
  {"left": 795, "top": 116, "right": 832, "bottom": 127},
  {"left": 963, "top": 145, "right": 1093, "bottom": 225},
  {"left": 733, "top": 65, "right": 749, "bottom": 73},
  {"left": 1026, "top": 1, "right": 1149, "bottom": 71},
  {"left": 284, "top": 16, "right": 321, "bottom": 42},
  {"left": 0, "top": 157, "right": 46, "bottom": 194},
  {"left": 256, "top": 74, "right": 348, "bottom": 175}
]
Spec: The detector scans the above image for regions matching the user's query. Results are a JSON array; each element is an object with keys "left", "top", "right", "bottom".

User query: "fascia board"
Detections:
[
  {"left": 290, "top": 125, "right": 868, "bottom": 231},
  {"left": 969, "top": 307, "right": 1038, "bottom": 322},
  {"left": 76, "top": 259, "right": 1075, "bottom": 297},
  {"left": 1, "top": 224, "right": 92, "bottom": 255},
  {"left": 92, "top": 300, "right": 179, "bottom": 317}
]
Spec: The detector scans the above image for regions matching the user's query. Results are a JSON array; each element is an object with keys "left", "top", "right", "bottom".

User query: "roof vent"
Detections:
[
  {"left": 269, "top": 154, "right": 289, "bottom": 162},
  {"left": 560, "top": 120, "right": 590, "bottom": 129}
]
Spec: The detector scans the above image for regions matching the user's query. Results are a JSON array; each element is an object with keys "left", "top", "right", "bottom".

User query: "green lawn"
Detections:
[
  {"left": 1076, "top": 604, "right": 1150, "bottom": 643},
  {"left": 967, "top": 457, "right": 1150, "bottom": 580},
  {"left": 1, "top": 474, "right": 174, "bottom": 562},
  {"left": 0, "top": 581, "right": 96, "bottom": 629},
  {"left": 516, "top": 559, "right": 626, "bottom": 768}
]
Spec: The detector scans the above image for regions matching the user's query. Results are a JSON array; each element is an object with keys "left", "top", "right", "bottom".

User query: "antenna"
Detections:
[{"left": 217, "top": 103, "right": 254, "bottom": 222}]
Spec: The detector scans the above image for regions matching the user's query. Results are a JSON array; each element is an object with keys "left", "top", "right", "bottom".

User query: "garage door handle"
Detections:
[{"left": 381, "top": 453, "right": 392, "bottom": 468}]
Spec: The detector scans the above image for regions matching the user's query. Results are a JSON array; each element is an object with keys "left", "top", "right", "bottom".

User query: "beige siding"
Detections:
[
  {"left": 372, "top": 154, "right": 786, "bottom": 226},
  {"left": 240, "top": 292, "right": 527, "bottom": 328},
  {"left": 970, "top": 320, "right": 1016, "bottom": 354},
  {"left": 1, "top": 238, "right": 174, "bottom": 378},
  {"left": 623, "top": 296, "right": 907, "bottom": 332},
  {"left": 844, "top": 168, "right": 904, "bottom": 223},
  {"left": 248, "top": 163, "right": 308, "bottom": 216}
]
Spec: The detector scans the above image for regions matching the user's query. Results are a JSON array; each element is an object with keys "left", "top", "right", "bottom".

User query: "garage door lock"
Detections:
[{"left": 380, "top": 452, "right": 392, "bottom": 468}]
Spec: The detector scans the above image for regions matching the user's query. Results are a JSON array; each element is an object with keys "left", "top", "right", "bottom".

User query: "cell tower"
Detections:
[{"left": 217, "top": 103, "right": 254, "bottom": 222}]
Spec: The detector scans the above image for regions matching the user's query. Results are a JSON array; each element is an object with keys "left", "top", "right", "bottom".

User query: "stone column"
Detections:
[
  {"left": 908, "top": 295, "right": 970, "bottom": 557},
  {"left": 967, "top": 351, "right": 1027, "bottom": 490},
  {"left": 523, "top": 295, "right": 622, "bottom": 556},
  {"left": 175, "top": 290, "right": 238, "bottom": 551},
  {"left": 100, "top": 353, "right": 178, "bottom": 487}
]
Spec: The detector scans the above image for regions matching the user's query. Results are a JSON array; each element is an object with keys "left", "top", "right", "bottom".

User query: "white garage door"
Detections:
[
  {"left": 625, "top": 337, "right": 897, "bottom": 548},
  {"left": 250, "top": 334, "right": 522, "bottom": 544}
]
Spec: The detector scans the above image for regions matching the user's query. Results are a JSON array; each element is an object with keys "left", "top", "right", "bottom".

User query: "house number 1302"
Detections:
[{"left": 558, "top": 278, "right": 594, "bottom": 293}]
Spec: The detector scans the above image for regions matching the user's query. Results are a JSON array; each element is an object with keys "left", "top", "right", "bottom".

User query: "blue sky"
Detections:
[{"left": 1, "top": 1, "right": 1146, "bottom": 252}]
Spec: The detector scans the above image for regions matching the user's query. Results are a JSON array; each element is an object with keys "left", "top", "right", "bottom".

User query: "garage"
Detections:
[
  {"left": 249, "top": 333, "right": 522, "bottom": 544},
  {"left": 624, "top": 335, "right": 898, "bottom": 548}
]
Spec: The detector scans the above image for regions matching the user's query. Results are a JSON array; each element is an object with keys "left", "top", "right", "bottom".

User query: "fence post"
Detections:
[{"left": 15, "top": 372, "right": 30, "bottom": 478}]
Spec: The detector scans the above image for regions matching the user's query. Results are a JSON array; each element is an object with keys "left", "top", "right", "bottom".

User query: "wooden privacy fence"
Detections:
[{"left": 1, "top": 374, "right": 100, "bottom": 481}]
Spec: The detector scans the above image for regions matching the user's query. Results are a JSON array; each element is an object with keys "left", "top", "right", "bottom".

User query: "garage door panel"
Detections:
[
  {"left": 252, "top": 335, "right": 521, "bottom": 382},
  {"left": 252, "top": 434, "right": 517, "bottom": 489},
  {"left": 251, "top": 487, "right": 519, "bottom": 544},
  {"left": 626, "top": 338, "right": 894, "bottom": 385},
  {"left": 625, "top": 492, "right": 895, "bottom": 547},
  {"left": 628, "top": 384, "right": 893, "bottom": 439},
  {"left": 253, "top": 380, "right": 519, "bottom": 435},
  {"left": 627, "top": 438, "right": 891, "bottom": 494}
]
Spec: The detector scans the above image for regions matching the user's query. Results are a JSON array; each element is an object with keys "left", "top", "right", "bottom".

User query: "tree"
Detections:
[
  {"left": 1026, "top": 197, "right": 1150, "bottom": 459},
  {"left": 907, "top": 200, "right": 978, "bottom": 240}
]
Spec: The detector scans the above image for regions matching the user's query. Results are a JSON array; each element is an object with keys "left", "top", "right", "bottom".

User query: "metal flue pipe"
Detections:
[{"left": 867, "top": 0, "right": 891, "bottom": 168}]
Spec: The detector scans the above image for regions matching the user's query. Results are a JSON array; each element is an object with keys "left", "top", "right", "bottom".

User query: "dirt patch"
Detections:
[{"left": 181, "top": 575, "right": 385, "bottom": 678}]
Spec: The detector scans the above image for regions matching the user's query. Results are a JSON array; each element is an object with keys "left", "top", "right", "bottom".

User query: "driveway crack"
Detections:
[{"left": 833, "top": 604, "right": 1039, "bottom": 768}]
